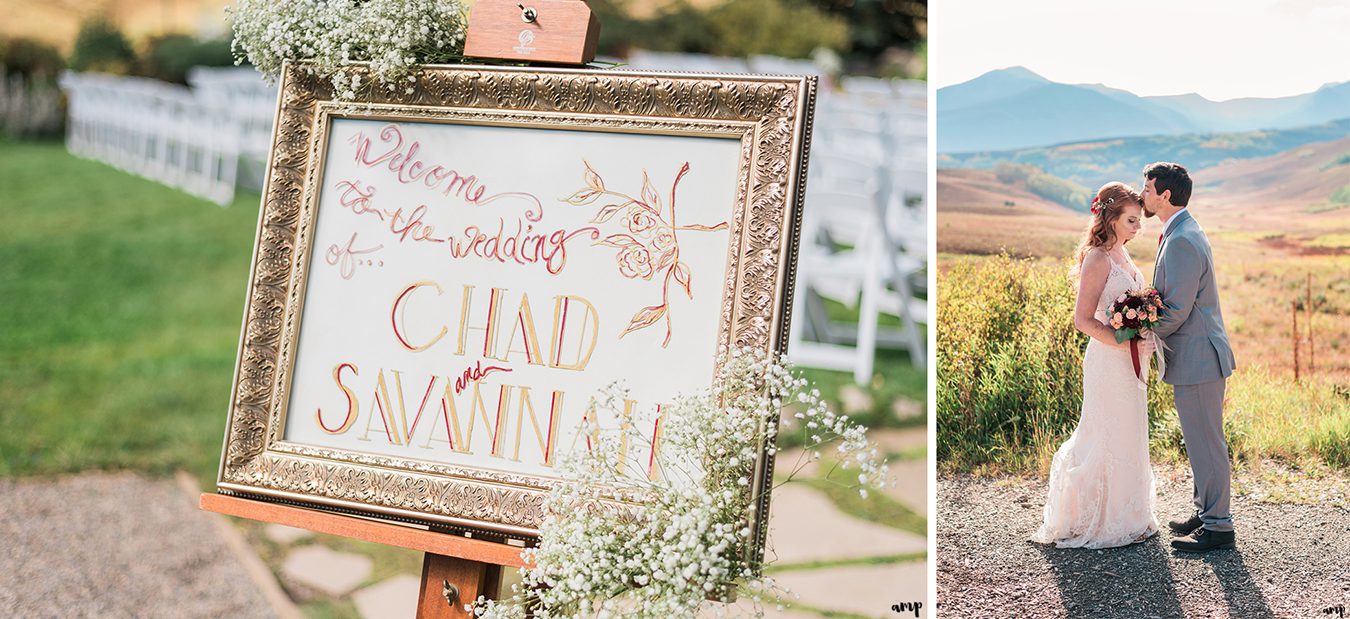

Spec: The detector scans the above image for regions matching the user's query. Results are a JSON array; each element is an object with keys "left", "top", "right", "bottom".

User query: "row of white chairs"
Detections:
[
  {"left": 795, "top": 90, "right": 928, "bottom": 383},
  {"left": 60, "top": 71, "right": 243, "bottom": 205},
  {"left": 186, "top": 66, "right": 278, "bottom": 164}
]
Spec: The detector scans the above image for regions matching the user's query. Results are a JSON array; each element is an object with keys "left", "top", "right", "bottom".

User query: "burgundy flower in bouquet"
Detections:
[{"left": 1108, "top": 288, "right": 1164, "bottom": 381}]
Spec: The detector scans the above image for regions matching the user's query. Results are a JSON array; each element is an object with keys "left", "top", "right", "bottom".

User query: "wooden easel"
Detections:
[
  {"left": 201, "top": 4, "right": 602, "bottom": 616},
  {"left": 201, "top": 493, "right": 528, "bottom": 618}
]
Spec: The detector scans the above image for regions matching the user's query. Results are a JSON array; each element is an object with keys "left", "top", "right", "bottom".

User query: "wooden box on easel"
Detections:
[{"left": 463, "top": 0, "right": 601, "bottom": 65}]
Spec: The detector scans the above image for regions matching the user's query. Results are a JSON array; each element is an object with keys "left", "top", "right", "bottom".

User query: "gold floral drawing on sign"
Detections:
[{"left": 566, "top": 161, "right": 728, "bottom": 347}]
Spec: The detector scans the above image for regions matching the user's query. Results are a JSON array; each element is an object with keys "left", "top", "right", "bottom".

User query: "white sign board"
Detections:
[
  {"left": 285, "top": 118, "right": 741, "bottom": 478},
  {"left": 217, "top": 63, "right": 815, "bottom": 551}
]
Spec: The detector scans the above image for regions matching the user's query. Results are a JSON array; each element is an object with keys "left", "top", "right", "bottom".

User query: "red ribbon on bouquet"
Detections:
[{"left": 1130, "top": 338, "right": 1142, "bottom": 381}]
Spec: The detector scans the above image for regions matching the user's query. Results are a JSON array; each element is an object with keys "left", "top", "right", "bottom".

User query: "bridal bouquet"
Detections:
[
  {"left": 470, "top": 348, "right": 890, "bottom": 619},
  {"left": 1108, "top": 288, "right": 1164, "bottom": 383}
]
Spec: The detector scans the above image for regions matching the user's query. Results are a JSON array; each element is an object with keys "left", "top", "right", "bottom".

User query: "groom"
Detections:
[{"left": 1141, "top": 162, "right": 1238, "bottom": 552}]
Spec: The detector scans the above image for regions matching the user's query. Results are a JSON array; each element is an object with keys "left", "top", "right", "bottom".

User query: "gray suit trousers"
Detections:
[{"left": 1173, "top": 379, "right": 1233, "bottom": 532}]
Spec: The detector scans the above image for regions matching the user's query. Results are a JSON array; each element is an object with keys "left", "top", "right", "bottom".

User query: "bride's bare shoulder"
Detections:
[
  {"left": 1078, "top": 247, "right": 1110, "bottom": 279},
  {"left": 1081, "top": 247, "right": 1110, "bottom": 265}
]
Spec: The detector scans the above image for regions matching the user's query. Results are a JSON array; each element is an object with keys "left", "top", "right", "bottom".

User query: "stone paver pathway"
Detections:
[
  {"left": 776, "top": 562, "right": 928, "bottom": 618},
  {"left": 764, "top": 484, "right": 926, "bottom": 565},
  {"left": 281, "top": 544, "right": 373, "bottom": 598},
  {"left": 353, "top": 574, "right": 420, "bottom": 619},
  {"left": 871, "top": 427, "right": 926, "bottom": 455},
  {"left": 265, "top": 524, "right": 313, "bottom": 545},
  {"left": 887, "top": 457, "right": 927, "bottom": 517}
]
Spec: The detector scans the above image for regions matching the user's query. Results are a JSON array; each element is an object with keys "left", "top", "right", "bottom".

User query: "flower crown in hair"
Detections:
[{"left": 1091, "top": 195, "right": 1118, "bottom": 215}]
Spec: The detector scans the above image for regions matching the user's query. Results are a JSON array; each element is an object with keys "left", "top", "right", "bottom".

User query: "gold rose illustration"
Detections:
[{"left": 564, "top": 161, "right": 728, "bottom": 347}]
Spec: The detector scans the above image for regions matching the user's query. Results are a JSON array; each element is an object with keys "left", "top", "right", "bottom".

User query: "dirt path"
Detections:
[
  {"left": 0, "top": 472, "right": 278, "bottom": 619},
  {"left": 937, "top": 468, "right": 1350, "bottom": 618}
]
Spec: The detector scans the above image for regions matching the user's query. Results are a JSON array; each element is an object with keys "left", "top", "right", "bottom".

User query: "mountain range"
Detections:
[
  {"left": 938, "top": 67, "right": 1350, "bottom": 153},
  {"left": 938, "top": 131, "right": 1350, "bottom": 259},
  {"left": 938, "top": 117, "right": 1350, "bottom": 195}
]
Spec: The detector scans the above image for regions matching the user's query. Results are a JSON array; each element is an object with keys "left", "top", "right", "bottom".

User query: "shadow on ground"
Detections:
[{"left": 937, "top": 470, "right": 1348, "bottom": 618}]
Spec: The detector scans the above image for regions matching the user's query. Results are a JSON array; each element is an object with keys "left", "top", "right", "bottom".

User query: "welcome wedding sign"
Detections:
[{"left": 217, "top": 62, "right": 816, "bottom": 550}]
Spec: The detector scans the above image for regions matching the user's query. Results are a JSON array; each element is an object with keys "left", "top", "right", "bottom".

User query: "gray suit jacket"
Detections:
[{"left": 1152, "top": 209, "right": 1237, "bottom": 385}]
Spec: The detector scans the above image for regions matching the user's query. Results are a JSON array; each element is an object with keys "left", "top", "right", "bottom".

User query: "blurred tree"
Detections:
[
  {"left": 69, "top": 17, "right": 136, "bottom": 74},
  {"left": 586, "top": 0, "right": 647, "bottom": 57},
  {"left": 994, "top": 162, "right": 1091, "bottom": 211},
  {"left": 139, "top": 34, "right": 234, "bottom": 84},
  {"left": 813, "top": 0, "right": 926, "bottom": 71},
  {"left": 590, "top": 0, "right": 847, "bottom": 60},
  {"left": 707, "top": 0, "right": 849, "bottom": 58},
  {"left": 644, "top": 1, "right": 720, "bottom": 55},
  {"left": 1, "top": 38, "right": 65, "bottom": 81}
]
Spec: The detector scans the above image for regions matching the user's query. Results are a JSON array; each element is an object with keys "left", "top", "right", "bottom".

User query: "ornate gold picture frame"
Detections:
[{"left": 216, "top": 61, "right": 816, "bottom": 562}]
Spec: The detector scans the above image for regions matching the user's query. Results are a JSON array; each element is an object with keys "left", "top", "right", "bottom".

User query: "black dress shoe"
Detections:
[
  {"left": 1168, "top": 514, "right": 1203, "bottom": 535},
  {"left": 1171, "top": 527, "right": 1236, "bottom": 552}
]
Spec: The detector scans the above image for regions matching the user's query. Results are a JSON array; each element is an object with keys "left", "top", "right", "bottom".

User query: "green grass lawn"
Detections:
[
  {"left": 0, "top": 139, "right": 927, "bottom": 491},
  {"left": 0, "top": 139, "right": 261, "bottom": 486}
]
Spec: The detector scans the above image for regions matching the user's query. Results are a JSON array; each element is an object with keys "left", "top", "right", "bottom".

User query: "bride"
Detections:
[{"left": 1032, "top": 182, "right": 1161, "bottom": 549}]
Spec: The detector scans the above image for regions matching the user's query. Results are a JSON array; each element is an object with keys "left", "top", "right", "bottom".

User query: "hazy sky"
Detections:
[{"left": 931, "top": 0, "right": 1350, "bottom": 101}]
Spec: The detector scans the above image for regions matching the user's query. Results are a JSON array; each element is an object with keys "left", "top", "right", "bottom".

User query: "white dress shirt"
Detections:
[{"left": 1160, "top": 207, "right": 1187, "bottom": 240}]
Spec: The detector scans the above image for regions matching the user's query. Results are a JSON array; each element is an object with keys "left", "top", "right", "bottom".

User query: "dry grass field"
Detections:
[
  {"left": 935, "top": 167, "right": 1087, "bottom": 260},
  {"left": 938, "top": 135, "right": 1350, "bottom": 384}
]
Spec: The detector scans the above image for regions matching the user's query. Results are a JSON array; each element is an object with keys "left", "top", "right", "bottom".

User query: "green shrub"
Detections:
[
  {"left": 813, "top": 0, "right": 925, "bottom": 64},
  {"left": 1, "top": 38, "right": 66, "bottom": 139},
  {"left": 138, "top": 34, "right": 235, "bottom": 84},
  {"left": 993, "top": 161, "right": 1092, "bottom": 211},
  {"left": 1026, "top": 173, "right": 1092, "bottom": 211},
  {"left": 937, "top": 255, "right": 1177, "bottom": 475},
  {"left": 937, "top": 254, "right": 1089, "bottom": 474},
  {"left": 1, "top": 37, "right": 65, "bottom": 80},
  {"left": 1317, "top": 152, "right": 1350, "bottom": 171},
  {"left": 1330, "top": 184, "right": 1350, "bottom": 205},
  {"left": 938, "top": 255, "right": 1350, "bottom": 476},
  {"left": 69, "top": 17, "right": 135, "bottom": 73}
]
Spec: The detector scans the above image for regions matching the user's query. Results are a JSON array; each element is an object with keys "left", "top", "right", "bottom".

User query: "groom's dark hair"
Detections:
[{"left": 1144, "top": 162, "right": 1192, "bottom": 207}]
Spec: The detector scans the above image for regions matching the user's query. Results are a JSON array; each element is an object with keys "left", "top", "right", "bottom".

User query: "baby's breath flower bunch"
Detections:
[
  {"left": 227, "top": 0, "right": 467, "bottom": 100},
  {"left": 473, "top": 347, "right": 890, "bottom": 619}
]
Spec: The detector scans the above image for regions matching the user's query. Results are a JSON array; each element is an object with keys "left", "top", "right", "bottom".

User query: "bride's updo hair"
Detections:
[{"left": 1071, "top": 181, "right": 1142, "bottom": 276}]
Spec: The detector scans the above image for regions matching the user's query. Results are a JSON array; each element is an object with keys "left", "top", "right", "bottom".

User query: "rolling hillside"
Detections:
[
  {"left": 1196, "top": 133, "right": 1350, "bottom": 210},
  {"left": 936, "top": 168, "right": 1087, "bottom": 259},
  {"left": 939, "top": 133, "right": 1350, "bottom": 257},
  {"left": 939, "top": 118, "right": 1350, "bottom": 194},
  {"left": 938, "top": 138, "right": 1350, "bottom": 381}
]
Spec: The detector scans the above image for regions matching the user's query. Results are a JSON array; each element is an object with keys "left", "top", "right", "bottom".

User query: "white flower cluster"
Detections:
[
  {"left": 473, "top": 347, "right": 891, "bottom": 619},
  {"left": 227, "top": 0, "right": 466, "bottom": 100}
]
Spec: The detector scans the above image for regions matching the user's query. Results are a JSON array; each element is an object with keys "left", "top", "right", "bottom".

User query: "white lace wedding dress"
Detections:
[{"left": 1032, "top": 258, "right": 1160, "bottom": 548}]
